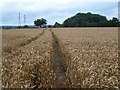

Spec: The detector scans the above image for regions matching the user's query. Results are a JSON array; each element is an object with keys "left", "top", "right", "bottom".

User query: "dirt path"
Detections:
[{"left": 50, "top": 29, "right": 67, "bottom": 88}]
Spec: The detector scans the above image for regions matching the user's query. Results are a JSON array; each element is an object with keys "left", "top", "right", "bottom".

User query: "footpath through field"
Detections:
[
  {"left": 50, "top": 29, "right": 67, "bottom": 88},
  {"left": 2, "top": 28, "right": 68, "bottom": 88}
]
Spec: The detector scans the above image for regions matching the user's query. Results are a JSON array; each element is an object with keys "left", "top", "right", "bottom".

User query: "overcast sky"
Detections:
[{"left": 1, "top": 0, "right": 119, "bottom": 26}]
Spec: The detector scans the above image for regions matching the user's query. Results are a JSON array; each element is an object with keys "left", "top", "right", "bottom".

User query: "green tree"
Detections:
[
  {"left": 48, "top": 25, "right": 53, "bottom": 28},
  {"left": 108, "top": 17, "right": 119, "bottom": 27},
  {"left": 34, "top": 18, "right": 47, "bottom": 28},
  {"left": 53, "top": 22, "right": 62, "bottom": 28},
  {"left": 62, "top": 12, "right": 111, "bottom": 27}
]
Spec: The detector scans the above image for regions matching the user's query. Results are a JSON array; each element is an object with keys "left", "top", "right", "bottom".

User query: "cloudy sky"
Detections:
[{"left": 1, "top": 0, "right": 119, "bottom": 26}]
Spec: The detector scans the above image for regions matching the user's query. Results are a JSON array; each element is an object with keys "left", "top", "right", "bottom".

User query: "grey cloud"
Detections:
[{"left": 1, "top": 1, "right": 118, "bottom": 25}]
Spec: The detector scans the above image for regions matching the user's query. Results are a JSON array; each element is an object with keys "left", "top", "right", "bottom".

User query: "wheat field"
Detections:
[
  {"left": 2, "top": 28, "right": 119, "bottom": 89},
  {"left": 52, "top": 27, "right": 118, "bottom": 88}
]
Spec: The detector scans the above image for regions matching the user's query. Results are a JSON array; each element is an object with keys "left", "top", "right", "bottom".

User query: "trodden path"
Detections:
[{"left": 50, "top": 29, "right": 67, "bottom": 88}]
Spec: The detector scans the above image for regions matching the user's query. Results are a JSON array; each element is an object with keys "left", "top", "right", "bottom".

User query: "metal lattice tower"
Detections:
[{"left": 18, "top": 12, "right": 21, "bottom": 27}]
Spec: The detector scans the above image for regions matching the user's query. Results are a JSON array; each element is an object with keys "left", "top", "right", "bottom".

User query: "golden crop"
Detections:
[
  {"left": 2, "top": 29, "right": 55, "bottom": 88},
  {"left": 2, "top": 28, "right": 119, "bottom": 88},
  {"left": 52, "top": 28, "right": 119, "bottom": 88}
]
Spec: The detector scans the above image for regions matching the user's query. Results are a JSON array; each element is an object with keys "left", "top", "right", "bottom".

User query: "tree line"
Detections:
[{"left": 34, "top": 12, "right": 120, "bottom": 27}]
